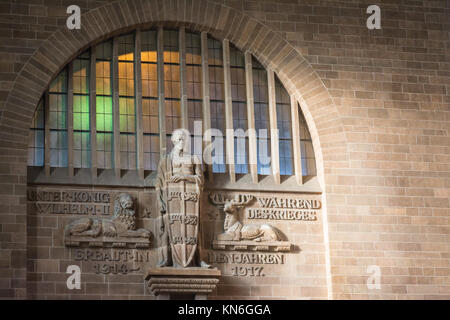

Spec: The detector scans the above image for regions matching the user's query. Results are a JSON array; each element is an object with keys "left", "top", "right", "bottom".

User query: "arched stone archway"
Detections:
[{"left": 0, "top": 0, "right": 348, "bottom": 299}]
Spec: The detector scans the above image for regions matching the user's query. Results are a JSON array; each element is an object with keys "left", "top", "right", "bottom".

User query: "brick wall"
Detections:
[{"left": 0, "top": 0, "right": 448, "bottom": 299}]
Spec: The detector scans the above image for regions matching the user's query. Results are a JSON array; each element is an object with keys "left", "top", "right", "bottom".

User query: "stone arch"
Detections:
[{"left": 0, "top": 0, "right": 348, "bottom": 299}]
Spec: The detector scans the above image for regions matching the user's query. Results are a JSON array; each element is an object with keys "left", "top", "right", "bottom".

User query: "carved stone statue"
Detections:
[
  {"left": 155, "top": 129, "right": 209, "bottom": 268},
  {"left": 64, "top": 193, "right": 151, "bottom": 248},
  {"left": 210, "top": 194, "right": 281, "bottom": 242}
]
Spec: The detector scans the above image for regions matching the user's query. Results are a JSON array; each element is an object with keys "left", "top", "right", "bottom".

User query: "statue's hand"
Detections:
[{"left": 168, "top": 174, "right": 184, "bottom": 183}]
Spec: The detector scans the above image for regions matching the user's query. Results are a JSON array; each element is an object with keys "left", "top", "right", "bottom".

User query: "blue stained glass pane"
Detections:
[
  {"left": 35, "top": 149, "right": 44, "bottom": 166},
  {"left": 302, "top": 158, "right": 308, "bottom": 176},
  {"left": 35, "top": 131, "right": 44, "bottom": 148}
]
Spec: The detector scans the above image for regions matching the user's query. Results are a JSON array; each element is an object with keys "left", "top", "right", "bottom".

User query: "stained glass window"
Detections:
[
  {"left": 28, "top": 98, "right": 45, "bottom": 166},
  {"left": 208, "top": 38, "right": 226, "bottom": 173},
  {"left": 230, "top": 45, "right": 248, "bottom": 174},
  {"left": 164, "top": 30, "right": 181, "bottom": 152},
  {"left": 252, "top": 58, "right": 271, "bottom": 175},
  {"left": 48, "top": 68, "right": 68, "bottom": 167},
  {"left": 96, "top": 40, "right": 114, "bottom": 169},
  {"left": 118, "top": 34, "right": 136, "bottom": 170},
  {"left": 73, "top": 51, "right": 91, "bottom": 168},
  {"left": 186, "top": 32, "right": 203, "bottom": 161},
  {"left": 275, "top": 76, "right": 293, "bottom": 176},
  {"left": 141, "top": 30, "right": 160, "bottom": 170},
  {"left": 298, "top": 105, "right": 317, "bottom": 176},
  {"left": 27, "top": 28, "right": 317, "bottom": 182}
]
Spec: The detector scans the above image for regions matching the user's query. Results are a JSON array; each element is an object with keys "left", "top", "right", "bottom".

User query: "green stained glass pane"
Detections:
[
  {"left": 82, "top": 96, "right": 89, "bottom": 113},
  {"left": 73, "top": 113, "right": 81, "bottom": 130},
  {"left": 73, "top": 96, "right": 81, "bottom": 113},
  {"left": 120, "top": 115, "right": 127, "bottom": 132},
  {"left": 104, "top": 97, "right": 112, "bottom": 113},
  {"left": 96, "top": 114, "right": 105, "bottom": 131},
  {"left": 82, "top": 113, "right": 90, "bottom": 130},
  {"left": 127, "top": 100, "right": 135, "bottom": 115},
  {"left": 96, "top": 97, "right": 105, "bottom": 114},
  {"left": 105, "top": 114, "right": 113, "bottom": 131},
  {"left": 128, "top": 116, "right": 135, "bottom": 132}
]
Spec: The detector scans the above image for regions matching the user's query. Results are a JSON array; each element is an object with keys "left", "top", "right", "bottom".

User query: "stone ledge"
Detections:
[
  {"left": 212, "top": 240, "right": 292, "bottom": 252},
  {"left": 27, "top": 167, "right": 322, "bottom": 193}
]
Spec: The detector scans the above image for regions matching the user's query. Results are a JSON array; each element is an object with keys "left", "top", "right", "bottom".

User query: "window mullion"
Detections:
[
  {"left": 44, "top": 91, "right": 50, "bottom": 176},
  {"left": 291, "top": 96, "right": 303, "bottom": 185},
  {"left": 267, "top": 69, "right": 280, "bottom": 185},
  {"left": 67, "top": 61, "right": 74, "bottom": 177},
  {"left": 222, "top": 39, "right": 235, "bottom": 183},
  {"left": 245, "top": 51, "right": 258, "bottom": 183},
  {"left": 157, "top": 26, "right": 166, "bottom": 156},
  {"left": 179, "top": 26, "right": 188, "bottom": 130},
  {"left": 201, "top": 31, "right": 211, "bottom": 176},
  {"left": 135, "top": 29, "right": 144, "bottom": 179}
]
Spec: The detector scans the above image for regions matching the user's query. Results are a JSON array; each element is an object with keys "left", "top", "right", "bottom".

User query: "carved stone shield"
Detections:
[{"left": 165, "top": 180, "right": 200, "bottom": 267}]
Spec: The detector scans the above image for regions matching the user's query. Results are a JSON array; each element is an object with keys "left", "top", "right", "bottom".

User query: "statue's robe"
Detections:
[{"left": 155, "top": 153, "right": 204, "bottom": 267}]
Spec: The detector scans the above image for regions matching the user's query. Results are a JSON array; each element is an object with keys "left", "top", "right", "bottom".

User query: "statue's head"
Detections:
[{"left": 171, "top": 129, "right": 189, "bottom": 154}]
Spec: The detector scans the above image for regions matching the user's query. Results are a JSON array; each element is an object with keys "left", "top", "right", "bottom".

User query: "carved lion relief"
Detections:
[{"left": 64, "top": 193, "right": 152, "bottom": 248}]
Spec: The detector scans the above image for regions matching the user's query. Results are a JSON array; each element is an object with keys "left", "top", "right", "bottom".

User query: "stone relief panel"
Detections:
[
  {"left": 27, "top": 185, "right": 325, "bottom": 298},
  {"left": 208, "top": 193, "right": 292, "bottom": 251},
  {"left": 200, "top": 191, "right": 324, "bottom": 290},
  {"left": 27, "top": 187, "right": 159, "bottom": 284},
  {"left": 64, "top": 193, "right": 152, "bottom": 248}
]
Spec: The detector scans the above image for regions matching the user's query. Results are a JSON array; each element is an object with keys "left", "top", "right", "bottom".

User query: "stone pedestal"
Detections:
[{"left": 146, "top": 267, "right": 221, "bottom": 300}]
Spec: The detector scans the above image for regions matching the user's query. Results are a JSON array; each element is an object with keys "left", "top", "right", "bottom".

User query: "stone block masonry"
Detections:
[{"left": 0, "top": 0, "right": 449, "bottom": 299}]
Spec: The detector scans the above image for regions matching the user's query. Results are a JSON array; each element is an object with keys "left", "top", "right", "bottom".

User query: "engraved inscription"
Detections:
[
  {"left": 246, "top": 208, "right": 317, "bottom": 221},
  {"left": 231, "top": 266, "right": 265, "bottom": 277},
  {"left": 74, "top": 249, "right": 149, "bottom": 275},
  {"left": 93, "top": 264, "right": 140, "bottom": 275},
  {"left": 28, "top": 190, "right": 111, "bottom": 215},
  {"left": 207, "top": 252, "right": 285, "bottom": 265},
  {"left": 257, "top": 197, "right": 321, "bottom": 209},
  {"left": 245, "top": 196, "right": 321, "bottom": 221}
]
